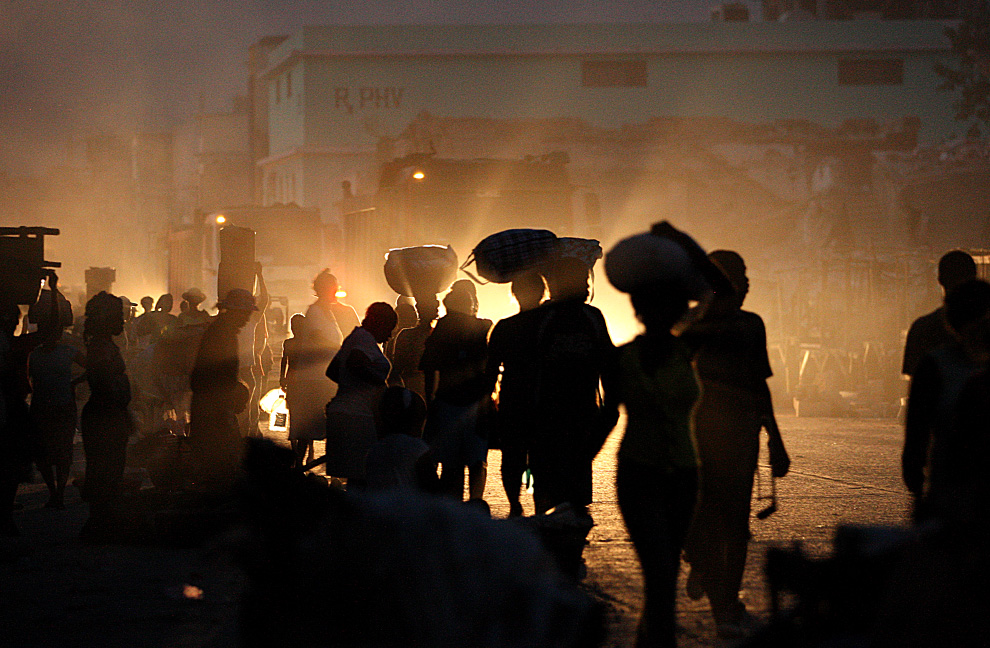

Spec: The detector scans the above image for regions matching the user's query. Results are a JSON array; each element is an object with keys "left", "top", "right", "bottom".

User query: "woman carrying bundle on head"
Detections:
[{"left": 599, "top": 223, "right": 725, "bottom": 648}]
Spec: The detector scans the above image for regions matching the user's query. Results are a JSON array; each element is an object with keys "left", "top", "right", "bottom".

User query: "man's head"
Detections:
[
  {"left": 945, "top": 279, "right": 990, "bottom": 351},
  {"left": 938, "top": 250, "right": 977, "bottom": 293},
  {"left": 219, "top": 288, "right": 257, "bottom": 329},
  {"left": 709, "top": 249, "right": 749, "bottom": 307},
  {"left": 363, "top": 302, "right": 398, "bottom": 343},
  {"left": 182, "top": 287, "right": 207, "bottom": 307},
  {"left": 140, "top": 296, "right": 154, "bottom": 313},
  {"left": 511, "top": 272, "right": 546, "bottom": 312},
  {"left": 156, "top": 293, "right": 174, "bottom": 313},
  {"left": 313, "top": 269, "right": 339, "bottom": 301},
  {"left": 546, "top": 257, "right": 590, "bottom": 303},
  {"left": 443, "top": 279, "right": 478, "bottom": 316}
]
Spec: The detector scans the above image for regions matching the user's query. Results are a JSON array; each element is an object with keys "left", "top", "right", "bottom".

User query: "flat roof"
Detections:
[{"left": 264, "top": 20, "right": 953, "bottom": 74}]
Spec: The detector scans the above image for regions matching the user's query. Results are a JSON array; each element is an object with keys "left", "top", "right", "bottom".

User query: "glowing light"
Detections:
[
  {"left": 215, "top": 215, "right": 226, "bottom": 224},
  {"left": 335, "top": 290, "right": 347, "bottom": 299},
  {"left": 412, "top": 170, "right": 426, "bottom": 180},
  {"left": 259, "top": 388, "right": 285, "bottom": 414},
  {"left": 183, "top": 585, "right": 204, "bottom": 600}
]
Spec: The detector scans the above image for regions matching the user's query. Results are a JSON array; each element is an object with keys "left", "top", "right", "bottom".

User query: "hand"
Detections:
[{"left": 769, "top": 436, "right": 790, "bottom": 478}]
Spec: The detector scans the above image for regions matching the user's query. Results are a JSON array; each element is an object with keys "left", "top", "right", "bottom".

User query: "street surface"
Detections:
[{"left": 2, "top": 414, "right": 911, "bottom": 647}]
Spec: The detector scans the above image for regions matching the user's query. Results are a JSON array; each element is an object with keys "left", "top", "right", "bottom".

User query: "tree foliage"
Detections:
[{"left": 935, "top": 1, "right": 990, "bottom": 132}]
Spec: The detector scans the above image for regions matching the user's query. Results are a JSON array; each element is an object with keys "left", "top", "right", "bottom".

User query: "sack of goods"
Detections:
[
  {"left": 604, "top": 226, "right": 710, "bottom": 298},
  {"left": 462, "top": 228, "right": 558, "bottom": 284},
  {"left": 384, "top": 245, "right": 459, "bottom": 297},
  {"left": 555, "top": 237, "right": 603, "bottom": 270}
]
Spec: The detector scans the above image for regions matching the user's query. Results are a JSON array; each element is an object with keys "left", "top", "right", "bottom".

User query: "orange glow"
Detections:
[
  {"left": 412, "top": 170, "right": 426, "bottom": 180},
  {"left": 215, "top": 214, "right": 226, "bottom": 224},
  {"left": 335, "top": 290, "right": 347, "bottom": 299}
]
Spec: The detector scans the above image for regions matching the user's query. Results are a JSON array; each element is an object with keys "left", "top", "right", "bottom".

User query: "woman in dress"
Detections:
[
  {"left": 324, "top": 302, "right": 397, "bottom": 487},
  {"left": 80, "top": 291, "right": 134, "bottom": 540}
]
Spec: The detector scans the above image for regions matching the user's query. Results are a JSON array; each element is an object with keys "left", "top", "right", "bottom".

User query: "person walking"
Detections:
[
  {"left": 280, "top": 314, "right": 332, "bottom": 468},
  {"left": 28, "top": 281, "right": 85, "bottom": 510},
  {"left": 680, "top": 250, "right": 790, "bottom": 639},
  {"left": 420, "top": 280, "right": 493, "bottom": 501},
  {"left": 485, "top": 271, "right": 546, "bottom": 516},
  {"left": 324, "top": 302, "right": 397, "bottom": 487},
  {"left": 79, "top": 291, "right": 134, "bottom": 540},
  {"left": 188, "top": 288, "right": 256, "bottom": 486},
  {"left": 602, "top": 224, "right": 728, "bottom": 648}
]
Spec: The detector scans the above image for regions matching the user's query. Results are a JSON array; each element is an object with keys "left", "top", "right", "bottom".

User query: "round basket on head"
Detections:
[
  {"left": 384, "top": 245, "right": 459, "bottom": 298},
  {"left": 604, "top": 232, "right": 709, "bottom": 299}
]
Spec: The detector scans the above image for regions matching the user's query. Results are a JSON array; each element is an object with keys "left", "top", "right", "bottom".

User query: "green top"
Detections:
[{"left": 616, "top": 336, "right": 700, "bottom": 472}]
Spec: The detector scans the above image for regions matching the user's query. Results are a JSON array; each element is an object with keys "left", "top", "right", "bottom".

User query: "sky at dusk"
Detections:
[{"left": 0, "top": 0, "right": 736, "bottom": 173}]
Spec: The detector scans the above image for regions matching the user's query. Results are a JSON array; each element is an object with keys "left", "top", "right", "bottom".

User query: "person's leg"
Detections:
[
  {"left": 618, "top": 460, "right": 689, "bottom": 648},
  {"left": 500, "top": 440, "right": 526, "bottom": 515},
  {"left": 467, "top": 460, "right": 487, "bottom": 500}
]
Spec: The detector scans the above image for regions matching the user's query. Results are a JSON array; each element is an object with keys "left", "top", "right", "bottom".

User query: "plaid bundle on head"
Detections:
[
  {"left": 463, "top": 229, "right": 558, "bottom": 284},
  {"left": 556, "top": 237, "right": 603, "bottom": 269}
]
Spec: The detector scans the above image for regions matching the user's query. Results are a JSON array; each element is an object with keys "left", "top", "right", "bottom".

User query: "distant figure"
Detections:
[
  {"left": 387, "top": 295, "right": 439, "bottom": 399},
  {"left": 485, "top": 271, "right": 546, "bottom": 517},
  {"left": 177, "top": 287, "right": 211, "bottom": 327},
  {"left": 80, "top": 291, "right": 134, "bottom": 540},
  {"left": 236, "top": 264, "right": 269, "bottom": 437},
  {"left": 133, "top": 296, "right": 157, "bottom": 341},
  {"left": 304, "top": 270, "right": 345, "bottom": 390},
  {"left": 903, "top": 279, "right": 990, "bottom": 521},
  {"left": 902, "top": 250, "right": 977, "bottom": 378},
  {"left": 280, "top": 314, "right": 331, "bottom": 468},
  {"left": 364, "top": 386, "right": 436, "bottom": 492},
  {"left": 420, "top": 280, "right": 493, "bottom": 501},
  {"left": 526, "top": 258, "right": 613, "bottom": 515},
  {"left": 188, "top": 288, "right": 256, "bottom": 486},
  {"left": 28, "top": 281, "right": 85, "bottom": 510},
  {"left": 309, "top": 269, "right": 360, "bottom": 341},
  {"left": 680, "top": 250, "right": 790, "bottom": 639},
  {"left": 324, "top": 302, "right": 397, "bottom": 486}
]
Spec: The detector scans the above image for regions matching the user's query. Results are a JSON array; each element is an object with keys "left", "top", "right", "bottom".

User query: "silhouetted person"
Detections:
[
  {"left": 0, "top": 298, "right": 32, "bottom": 536},
  {"left": 280, "top": 314, "right": 331, "bottom": 468},
  {"left": 309, "top": 269, "right": 360, "bottom": 340},
  {"left": 79, "top": 291, "right": 134, "bottom": 540},
  {"left": 904, "top": 279, "right": 990, "bottom": 521},
  {"left": 602, "top": 226, "right": 718, "bottom": 648},
  {"left": 680, "top": 250, "right": 790, "bottom": 639},
  {"left": 177, "top": 287, "right": 211, "bottom": 327},
  {"left": 485, "top": 271, "right": 546, "bottom": 517},
  {"left": 188, "top": 288, "right": 256, "bottom": 486},
  {"left": 324, "top": 302, "right": 397, "bottom": 487},
  {"left": 526, "top": 258, "right": 613, "bottom": 515},
  {"left": 388, "top": 295, "right": 439, "bottom": 399},
  {"left": 420, "top": 280, "right": 492, "bottom": 501},
  {"left": 233, "top": 264, "right": 269, "bottom": 438},
  {"left": 28, "top": 279, "right": 84, "bottom": 510},
  {"left": 364, "top": 386, "right": 437, "bottom": 492},
  {"left": 902, "top": 250, "right": 977, "bottom": 378},
  {"left": 385, "top": 301, "right": 417, "bottom": 363}
]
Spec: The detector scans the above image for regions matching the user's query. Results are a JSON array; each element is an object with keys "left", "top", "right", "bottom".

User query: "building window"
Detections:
[
  {"left": 838, "top": 59, "right": 903, "bottom": 86},
  {"left": 581, "top": 61, "right": 647, "bottom": 88}
]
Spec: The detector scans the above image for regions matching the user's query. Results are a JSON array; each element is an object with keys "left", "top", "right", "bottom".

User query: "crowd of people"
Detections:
[{"left": 2, "top": 222, "right": 988, "bottom": 647}]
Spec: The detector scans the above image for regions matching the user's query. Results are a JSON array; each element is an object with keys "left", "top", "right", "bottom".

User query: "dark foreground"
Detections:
[{"left": 2, "top": 415, "right": 909, "bottom": 647}]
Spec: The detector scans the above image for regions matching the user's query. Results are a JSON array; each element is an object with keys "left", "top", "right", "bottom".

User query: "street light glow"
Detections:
[
  {"left": 412, "top": 170, "right": 425, "bottom": 180},
  {"left": 216, "top": 215, "right": 226, "bottom": 224}
]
